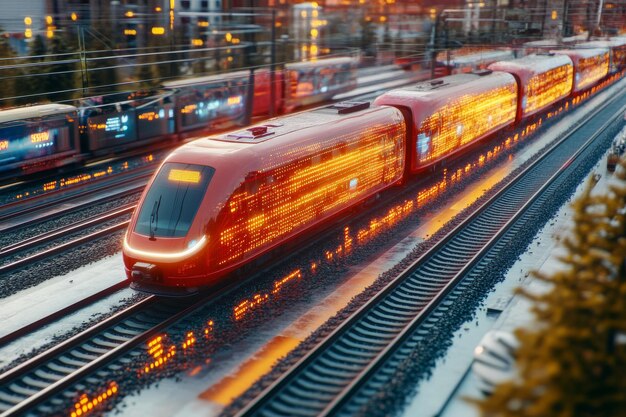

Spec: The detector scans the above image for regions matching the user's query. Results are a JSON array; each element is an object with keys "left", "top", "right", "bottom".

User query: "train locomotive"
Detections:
[{"left": 124, "top": 44, "right": 624, "bottom": 294}]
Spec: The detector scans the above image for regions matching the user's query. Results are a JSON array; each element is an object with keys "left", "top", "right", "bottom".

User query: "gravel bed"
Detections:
[
  {"left": 0, "top": 291, "right": 147, "bottom": 376},
  {"left": 0, "top": 230, "right": 126, "bottom": 299},
  {"left": 0, "top": 214, "right": 132, "bottom": 270},
  {"left": 0, "top": 193, "right": 140, "bottom": 249},
  {"left": 354, "top": 120, "right": 624, "bottom": 417}
]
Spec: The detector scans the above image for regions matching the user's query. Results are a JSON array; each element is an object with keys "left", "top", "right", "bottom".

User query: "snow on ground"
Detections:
[{"left": 0, "top": 254, "right": 128, "bottom": 368}]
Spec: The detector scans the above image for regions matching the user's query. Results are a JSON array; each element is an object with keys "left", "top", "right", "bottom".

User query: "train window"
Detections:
[{"left": 134, "top": 162, "right": 215, "bottom": 238}]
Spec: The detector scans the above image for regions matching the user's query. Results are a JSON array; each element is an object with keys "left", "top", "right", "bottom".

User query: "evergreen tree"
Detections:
[
  {"left": 0, "top": 31, "right": 18, "bottom": 107},
  {"left": 14, "top": 35, "right": 48, "bottom": 104},
  {"left": 360, "top": 17, "right": 376, "bottom": 57},
  {"left": 84, "top": 26, "right": 119, "bottom": 95},
  {"left": 45, "top": 35, "right": 77, "bottom": 102},
  {"left": 473, "top": 159, "right": 626, "bottom": 416}
]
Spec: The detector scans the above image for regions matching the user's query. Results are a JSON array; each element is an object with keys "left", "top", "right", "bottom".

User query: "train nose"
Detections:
[{"left": 131, "top": 262, "right": 161, "bottom": 282}]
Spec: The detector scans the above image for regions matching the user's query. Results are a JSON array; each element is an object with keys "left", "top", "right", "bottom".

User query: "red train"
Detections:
[{"left": 124, "top": 46, "right": 623, "bottom": 295}]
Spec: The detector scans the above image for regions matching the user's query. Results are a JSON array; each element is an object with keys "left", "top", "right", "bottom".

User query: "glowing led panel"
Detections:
[
  {"left": 489, "top": 54, "right": 574, "bottom": 118},
  {"left": 168, "top": 169, "right": 201, "bottom": 183},
  {"left": 552, "top": 49, "right": 609, "bottom": 92},
  {"left": 124, "top": 104, "right": 405, "bottom": 287},
  {"left": 212, "top": 107, "right": 405, "bottom": 267},
  {"left": 375, "top": 72, "right": 517, "bottom": 170}
]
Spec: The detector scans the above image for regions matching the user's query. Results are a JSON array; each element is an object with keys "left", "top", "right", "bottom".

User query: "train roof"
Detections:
[
  {"left": 523, "top": 39, "right": 559, "bottom": 47},
  {"left": 577, "top": 38, "right": 626, "bottom": 49},
  {"left": 446, "top": 49, "right": 514, "bottom": 65},
  {"left": 551, "top": 47, "right": 609, "bottom": 60},
  {"left": 0, "top": 103, "right": 77, "bottom": 124},
  {"left": 165, "top": 102, "right": 399, "bottom": 172},
  {"left": 376, "top": 71, "right": 514, "bottom": 102},
  {"left": 161, "top": 56, "right": 357, "bottom": 89},
  {"left": 161, "top": 70, "right": 250, "bottom": 89},
  {"left": 285, "top": 56, "right": 357, "bottom": 70},
  {"left": 488, "top": 53, "right": 573, "bottom": 75}
]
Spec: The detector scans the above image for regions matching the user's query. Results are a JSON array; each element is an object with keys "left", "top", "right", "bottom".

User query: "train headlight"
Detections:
[
  {"left": 124, "top": 235, "right": 208, "bottom": 262},
  {"left": 188, "top": 239, "right": 197, "bottom": 249}
]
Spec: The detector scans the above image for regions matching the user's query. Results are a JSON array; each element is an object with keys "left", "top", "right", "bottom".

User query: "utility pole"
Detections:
[
  {"left": 78, "top": 25, "right": 88, "bottom": 96},
  {"left": 596, "top": 0, "right": 604, "bottom": 35},
  {"left": 270, "top": 8, "right": 276, "bottom": 117}
]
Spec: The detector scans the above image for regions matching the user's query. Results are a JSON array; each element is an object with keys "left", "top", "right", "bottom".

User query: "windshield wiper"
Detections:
[{"left": 149, "top": 196, "right": 161, "bottom": 241}]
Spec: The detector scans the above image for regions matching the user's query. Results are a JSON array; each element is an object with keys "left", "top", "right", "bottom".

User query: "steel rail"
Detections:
[
  {"left": 0, "top": 280, "right": 130, "bottom": 347},
  {"left": 0, "top": 204, "right": 135, "bottom": 258},
  {"left": 0, "top": 296, "right": 155, "bottom": 388},
  {"left": 0, "top": 294, "right": 191, "bottom": 417},
  {"left": 0, "top": 221, "right": 129, "bottom": 274},
  {"left": 0, "top": 169, "right": 151, "bottom": 227}
]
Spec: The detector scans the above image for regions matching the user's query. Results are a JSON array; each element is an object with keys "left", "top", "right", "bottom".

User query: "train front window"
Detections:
[{"left": 134, "top": 162, "right": 214, "bottom": 238}]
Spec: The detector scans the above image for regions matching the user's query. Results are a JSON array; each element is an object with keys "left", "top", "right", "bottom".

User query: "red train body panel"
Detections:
[
  {"left": 373, "top": 71, "right": 517, "bottom": 172},
  {"left": 250, "top": 69, "right": 284, "bottom": 117},
  {"left": 551, "top": 48, "right": 610, "bottom": 93},
  {"left": 576, "top": 38, "right": 626, "bottom": 74},
  {"left": 123, "top": 103, "right": 405, "bottom": 290},
  {"left": 488, "top": 54, "right": 574, "bottom": 120},
  {"left": 249, "top": 57, "right": 359, "bottom": 116}
]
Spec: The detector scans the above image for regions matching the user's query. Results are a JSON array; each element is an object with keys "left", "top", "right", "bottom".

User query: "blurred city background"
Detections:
[{"left": 0, "top": 0, "right": 625, "bottom": 107}]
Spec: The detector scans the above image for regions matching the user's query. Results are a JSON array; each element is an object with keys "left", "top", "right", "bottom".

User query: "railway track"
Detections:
[
  {"left": 0, "top": 295, "right": 180, "bottom": 416},
  {"left": 0, "top": 282, "right": 131, "bottom": 348},
  {"left": 0, "top": 169, "right": 151, "bottom": 234},
  {"left": 0, "top": 68, "right": 430, "bottom": 375},
  {"left": 0, "top": 205, "right": 132, "bottom": 275},
  {"left": 230, "top": 87, "right": 626, "bottom": 415}
]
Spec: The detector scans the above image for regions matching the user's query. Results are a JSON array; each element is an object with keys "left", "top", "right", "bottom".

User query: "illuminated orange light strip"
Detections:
[
  {"left": 123, "top": 235, "right": 207, "bottom": 261},
  {"left": 70, "top": 382, "right": 118, "bottom": 417},
  {"left": 227, "top": 96, "right": 242, "bottom": 105},
  {"left": 224, "top": 71, "right": 626, "bottom": 327},
  {"left": 30, "top": 131, "right": 50, "bottom": 143},
  {"left": 417, "top": 82, "right": 517, "bottom": 165},
  {"left": 575, "top": 53, "right": 610, "bottom": 90},
  {"left": 524, "top": 64, "right": 573, "bottom": 115},
  {"left": 168, "top": 169, "right": 201, "bottom": 183}
]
